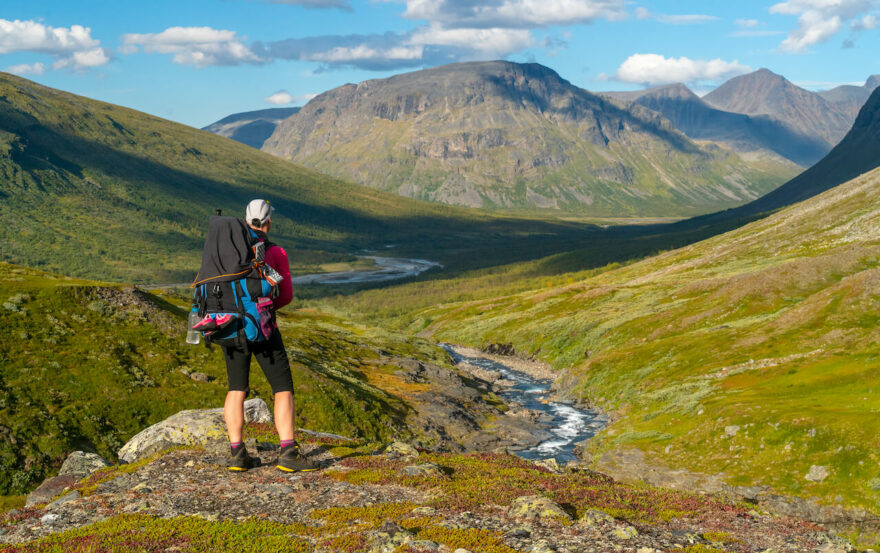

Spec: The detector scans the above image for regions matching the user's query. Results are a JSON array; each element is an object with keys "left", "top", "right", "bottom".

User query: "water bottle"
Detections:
[{"left": 186, "top": 311, "right": 201, "bottom": 345}]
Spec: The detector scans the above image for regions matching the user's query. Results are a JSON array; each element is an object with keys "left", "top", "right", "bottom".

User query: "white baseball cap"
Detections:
[{"left": 245, "top": 199, "right": 275, "bottom": 226}]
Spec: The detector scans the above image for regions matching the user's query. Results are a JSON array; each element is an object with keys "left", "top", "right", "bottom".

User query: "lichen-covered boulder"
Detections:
[
  {"left": 401, "top": 463, "right": 444, "bottom": 477},
  {"left": 58, "top": 451, "right": 110, "bottom": 479},
  {"left": 369, "top": 521, "right": 413, "bottom": 552},
  {"left": 611, "top": 525, "right": 639, "bottom": 540},
  {"left": 383, "top": 441, "right": 419, "bottom": 459},
  {"left": 579, "top": 508, "right": 615, "bottom": 526},
  {"left": 508, "top": 495, "right": 571, "bottom": 521},
  {"left": 118, "top": 398, "right": 273, "bottom": 463}
]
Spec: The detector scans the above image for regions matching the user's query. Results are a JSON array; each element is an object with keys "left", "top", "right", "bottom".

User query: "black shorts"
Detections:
[{"left": 221, "top": 331, "right": 294, "bottom": 394}]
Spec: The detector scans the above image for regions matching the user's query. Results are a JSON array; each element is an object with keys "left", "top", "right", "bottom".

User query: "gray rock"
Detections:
[
  {"left": 26, "top": 474, "right": 78, "bottom": 507},
  {"left": 506, "top": 526, "right": 531, "bottom": 538},
  {"left": 532, "top": 458, "right": 562, "bottom": 473},
  {"left": 508, "top": 495, "right": 571, "bottom": 521},
  {"left": 58, "top": 451, "right": 111, "bottom": 479},
  {"left": 118, "top": 399, "right": 274, "bottom": 463},
  {"left": 46, "top": 491, "right": 80, "bottom": 510},
  {"left": 412, "top": 506, "right": 437, "bottom": 515},
  {"left": 724, "top": 425, "right": 740, "bottom": 437},
  {"left": 243, "top": 398, "right": 273, "bottom": 424},
  {"left": 384, "top": 441, "right": 419, "bottom": 459},
  {"left": 40, "top": 513, "right": 61, "bottom": 526},
  {"left": 579, "top": 508, "right": 615, "bottom": 526},
  {"left": 402, "top": 463, "right": 444, "bottom": 477},
  {"left": 611, "top": 525, "right": 639, "bottom": 540},
  {"left": 409, "top": 540, "right": 439, "bottom": 551},
  {"left": 370, "top": 521, "right": 412, "bottom": 552},
  {"left": 188, "top": 371, "right": 213, "bottom": 383},
  {"left": 806, "top": 465, "right": 830, "bottom": 483},
  {"left": 529, "top": 540, "right": 556, "bottom": 553}
]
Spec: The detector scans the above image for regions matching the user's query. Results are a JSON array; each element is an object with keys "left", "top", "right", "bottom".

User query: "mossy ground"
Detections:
[{"left": 3, "top": 445, "right": 823, "bottom": 553}]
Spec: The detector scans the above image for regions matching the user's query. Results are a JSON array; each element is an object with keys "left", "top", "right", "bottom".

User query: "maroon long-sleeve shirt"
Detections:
[{"left": 264, "top": 244, "right": 292, "bottom": 311}]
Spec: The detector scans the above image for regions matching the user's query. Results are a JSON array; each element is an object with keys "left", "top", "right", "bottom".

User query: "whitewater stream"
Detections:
[{"left": 442, "top": 345, "right": 607, "bottom": 464}]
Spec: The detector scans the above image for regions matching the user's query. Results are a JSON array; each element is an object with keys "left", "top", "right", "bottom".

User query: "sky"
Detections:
[{"left": 2, "top": 0, "right": 879, "bottom": 128}]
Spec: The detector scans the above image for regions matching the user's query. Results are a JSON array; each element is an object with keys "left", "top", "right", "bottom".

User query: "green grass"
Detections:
[
  {"left": 306, "top": 166, "right": 880, "bottom": 531},
  {"left": 0, "top": 262, "right": 466, "bottom": 496}
]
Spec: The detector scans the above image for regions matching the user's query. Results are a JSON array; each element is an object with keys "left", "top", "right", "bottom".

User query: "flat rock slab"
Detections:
[
  {"left": 26, "top": 474, "right": 78, "bottom": 508},
  {"left": 118, "top": 399, "right": 272, "bottom": 463}
]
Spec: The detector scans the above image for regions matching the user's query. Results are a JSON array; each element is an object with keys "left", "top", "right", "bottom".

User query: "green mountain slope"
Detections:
[
  {"left": 410, "top": 161, "right": 880, "bottom": 516},
  {"left": 263, "top": 61, "right": 795, "bottom": 217},
  {"left": 0, "top": 72, "right": 594, "bottom": 283},
  {"left": 0, "top": 262, "right": 504, "bottom": 497}
]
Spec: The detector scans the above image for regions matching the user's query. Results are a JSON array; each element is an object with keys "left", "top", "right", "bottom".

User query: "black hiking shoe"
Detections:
[
  {"left": 276, "top": 443, "right": 317, "bottom": 473},
  {"left": 228, "top": 445, "right": 260, "bottom": 472}
]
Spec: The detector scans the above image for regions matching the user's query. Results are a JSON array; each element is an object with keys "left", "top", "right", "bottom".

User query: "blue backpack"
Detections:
[{"left": 190, "top": 215, "right": 283, "bottom": 349}]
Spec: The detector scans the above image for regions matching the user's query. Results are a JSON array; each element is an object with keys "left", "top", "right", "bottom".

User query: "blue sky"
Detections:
[{"left": 2, "top": 0, "right": 879, "bottom": 127}]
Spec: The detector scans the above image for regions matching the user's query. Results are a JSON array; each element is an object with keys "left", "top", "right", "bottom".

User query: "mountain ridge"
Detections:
[{"left": 263, "top": 60, "right": 794, "bottom": 217}]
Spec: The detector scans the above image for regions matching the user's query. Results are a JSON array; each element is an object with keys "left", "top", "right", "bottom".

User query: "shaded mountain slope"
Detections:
[
  {"left": 264, "top": 61, "right": 793, "bottom": 217},
  {"left": 704, "top": 69, "right": 852, "bottom": 148},
  {"left": 604, "top": 83, "right": 826, "bottom": 166},
  {"left": 202, "top": 107, "right": 299, "bottom": 149},
  {"left": 0, "top": 72, "right": 595, "bottom": 282}
]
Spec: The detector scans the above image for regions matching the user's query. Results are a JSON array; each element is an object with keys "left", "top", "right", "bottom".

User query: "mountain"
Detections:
[
  {"left": 818, "top": 75, "right": 880, "bottom": 123},
  {"left": 263, "top": 61, "right": 795, "bottom": 218},
  {"left": 603, "top": 83, "right": 827, "bottom": 167},
  {"left": 706, "top": 86, "right": 880, "bottom": 218},
  {"left": 703, "top": 68, "right": 853, "bottom": 148},
  {"left": 202, "top": 107, "right": 299, "bottom": 149},
  {"left": 0, "top": 72, "right": 595, "bottom": 283}
]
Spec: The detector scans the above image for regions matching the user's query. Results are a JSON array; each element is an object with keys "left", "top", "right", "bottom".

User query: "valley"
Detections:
[{"left": 3, "top": 55, "right": 880, "bottom": 552}]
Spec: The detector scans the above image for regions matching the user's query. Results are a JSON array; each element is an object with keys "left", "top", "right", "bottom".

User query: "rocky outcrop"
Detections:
[
  {"left": 25, "top": 451, "right": 110, "bottom": 508},
  {"left": 117, "top": 398, "right": 272, "bottom": 463}
]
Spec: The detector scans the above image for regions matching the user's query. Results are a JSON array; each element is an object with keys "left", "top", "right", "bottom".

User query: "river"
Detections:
[
  {"left": 290, "top": 256, "right": 442, "bottom": 285},
  {"left": 443, "top": 344, "right": 607, "bottom": 464}
]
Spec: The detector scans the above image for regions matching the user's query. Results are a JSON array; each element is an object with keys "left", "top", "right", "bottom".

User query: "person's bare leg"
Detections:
[
  {"left": 274, "top": 391, "right": 295, "bottom": 442},
  {"left": 224, "top": 390, "right": 247, "bottom": 442}
]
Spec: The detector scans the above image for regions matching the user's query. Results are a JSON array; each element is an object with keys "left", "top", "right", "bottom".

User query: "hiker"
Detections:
[{"left": 191, "top": 199, "right": 315, "bottom": 473}]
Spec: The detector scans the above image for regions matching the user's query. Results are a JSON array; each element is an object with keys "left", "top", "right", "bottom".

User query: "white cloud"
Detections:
[
  {"left": 613, "top": 53, "right": 752, "bottom": 86},
  {"left": 408, "top": 25, "right": 535, "bottom": 57},
  {"left": 402, "top": 0, "right": 626, "bottom": 28},
  {"left": 851, "top": 13, "right": 879, "bottom": 29},
  {"left": 735, "top": 18, "right": 759, "bottom": 28},
  {"left": 656, "top": 14, "right": 719, "bottom": 24},
  {"left": 121, "top": 27, "right": 263, "bottom": 67},
  {"left": 0, "top": 19, "right": 109, "bottom": 71},
  {"left": 265, "top": 90, "right": 317, "bottom": 104},
  {"left": 5, "top": 62, "right": 45, "bottom": 76},
  {"left": 770, "top": 0, "right": 877, "bottom": 52},
  {"left": 635, "top": 7, "right": 651, "bottom": 20},
  {"left": 309, "top": 44, "right": 423, "bottom": 63}
]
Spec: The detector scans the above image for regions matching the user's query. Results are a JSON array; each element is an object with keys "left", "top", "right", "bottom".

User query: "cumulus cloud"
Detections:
[
  {"left": 262, "top": 0, "right": 352, "bottom": 9},
  {"left": 265, "top": 90, "right": 318, "bottom": 104},
  {"left": 0, "top": 19, "right": 110, "bottom": 71},
  {"left": 262, "top": 32, "right": 426, "bottom": 71},
  {"left": 121, "top": 27, "right": 263, "bottom": 67},
  {"left": 656, "top": 14, "right": 718, "bottom": 24},
  {"left": 408, "top": 25, "right": 535, "bottom": 57},
  {"left": 401, "top": 0, "right": 626, "bottom": 29},
  {"left": 770, "top": 0, "right": 877, "bottom": 52},
  {"left": 5, "top": 62, "right": 46, "bottom": 76},
  {"left": 635, "top": 7, "right": 651, "bottom": 19},
  {"left": 612, "top": 53, "right": 751, "bottom": 86},
  {"left": 851, "top": 13, "right": 878, "bottom": 29}
]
